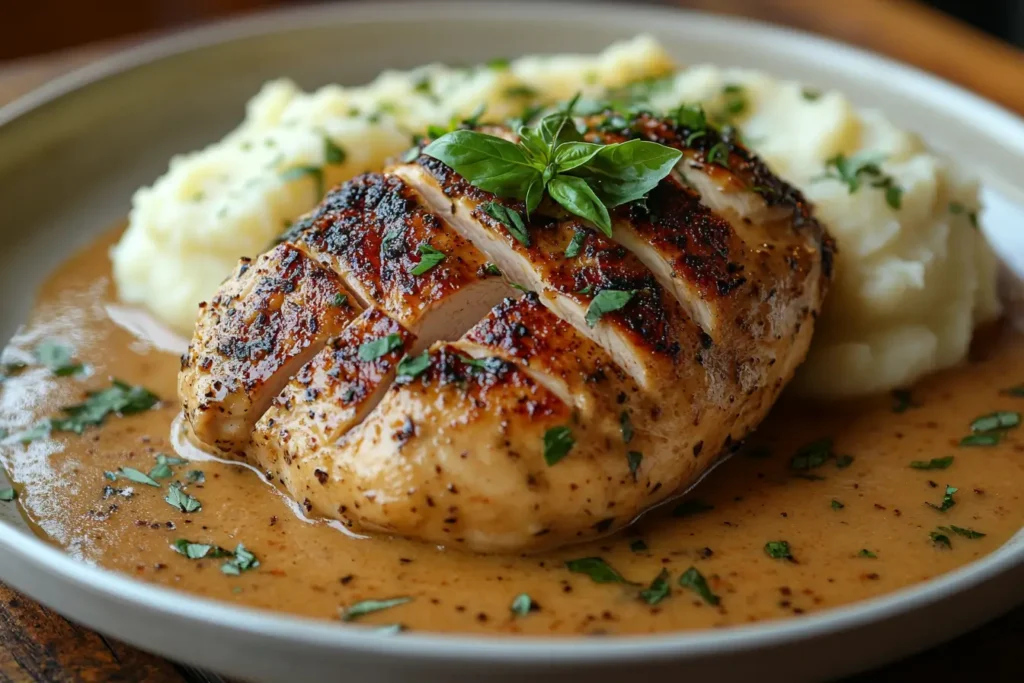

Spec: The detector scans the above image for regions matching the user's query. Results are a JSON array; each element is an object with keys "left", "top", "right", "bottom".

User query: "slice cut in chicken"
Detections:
[
  {"left": 179, "top": 243, "right": 360, "bottom": 455},
  {"left": 179, "top": 111, "right": 834, "bottom": 552},
  {"left": 288, "top": 172, "right": 514, "bottom": 344},
  {"left": 251, "top": 306, "right": 414, "bottom": 509}
]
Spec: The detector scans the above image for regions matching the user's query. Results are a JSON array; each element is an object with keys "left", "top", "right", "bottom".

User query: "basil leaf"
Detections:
[
  {"left": 573, "top": 139, "right": 682, "bottom": 207},
  {"left": 172, "top": 539, "right": 231, "bottom": 560},
  {"left": 510, "top": 593, "right": 535, "bottom": 616},
  {"left": 358, "top": 334, "right": 403, "bottom": 362},
  {"left": 524, "top": 178, "right": 544, "bottom": 215},
  {"left": 547, "top": 175, "right": 612, "bottom": 236},
  {"left": 565, "top": 557, "right": 633, "bottom": 584},
  {"left": 678, "top": 567, "right": 719, "bottom": 606},
  {"left": 221, "top": 543, "right": 259, "bottom": 575},
  {"left": 410, "top": 243, "right": 446, "bottom": 276},
  {"left": 553, "top": 142, "right": 602, "bottom": 173},
  {"left": 584, "top": 289, "right": 634, "bottom": 327},
  {"left": 543, "top": 426, "right": 575, "bottom": 466},
  {"left": 517, "top": 127, "right": 550, "bottom": 165},
  {"left": 482, "top": 202, "right": 529, "bottom": 246},
  {"left": 910, "top": 456, "right": 954, "bottom": 470},
  {"left": 564, "top": 230, "right": 586, "bottom": 258},
  {"left": 538, "top": 101, "right": 584, "bottom": 148},
  {"left": 639, "top": 568, "right": 671, "bottom": 605},
  {"left": 397, "top": 352, "right": 431, "bottom": 380},
  {"left": 341, "top": 596, "right": 412, "bottom": 622},
  {"left": 423, "top": 130, "right": 539, "bottom": 198}
]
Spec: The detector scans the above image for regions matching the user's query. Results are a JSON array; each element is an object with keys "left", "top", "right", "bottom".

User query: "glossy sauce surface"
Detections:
[{"left": 1, "top": 231, "right": 1022, "bottom": 636}]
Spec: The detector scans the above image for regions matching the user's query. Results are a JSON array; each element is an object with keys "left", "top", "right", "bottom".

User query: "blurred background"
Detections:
[{"left": 1, "top": 0, "right": 1022, "bottom": 62}]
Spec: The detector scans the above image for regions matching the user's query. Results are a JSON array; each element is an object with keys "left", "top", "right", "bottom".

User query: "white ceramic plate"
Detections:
[{"left": 0, "top": 3, "right": 1022, "bottom": 681}]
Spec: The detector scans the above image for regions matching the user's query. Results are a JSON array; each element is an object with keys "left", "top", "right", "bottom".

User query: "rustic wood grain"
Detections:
[{"left": 0, "top": 1, "right": 1022, "bottom": 681}]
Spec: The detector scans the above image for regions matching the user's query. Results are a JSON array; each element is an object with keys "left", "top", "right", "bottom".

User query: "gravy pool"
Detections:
[{"left": 1, "top": 229, "right": 1022, "bottom": 635}]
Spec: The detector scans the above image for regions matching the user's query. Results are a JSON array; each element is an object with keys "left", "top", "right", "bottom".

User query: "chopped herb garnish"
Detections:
[
  {"left": 629, "top": 539, "right": 648, "bottom": 553},
  {"left": 705, "top": 141, "right": 730, "bottom": 168},
  {"left": 402, "top": 146, "right": 421, "bottom": 163},
  {"left": 639, "top": 568, "right": 671, "bottom": 605},
  {"left": 510, "top": 593, "right": 534, "bottom": 616},
  {"left": 942, "top": 525, "right": 986, "bottom": 539},
  {"left": 619, "top": 411, "right": 634, "bottom": 444},
  {"left": 835, "top": 454, "right": 854, "bottom": 469},
  {"left": 504, "top": 84, "right": 538, "bottom": 98},
  {"left": 818, "top": 152, "right": 902, "bottom": 209},
  {"left": 926, "top": 485, "right": 957, "bottom": 513},
  {"left": 459, "top": 355, "right": 506, "bottom": 374},
  {"left": 165, "top": 483, "right": 202, "bottom": 513},
  {"left": 672, "top": 499, "right": 714, "bottom": 518},
  {"left": 910, "top": 456, "right": 954, "bottom": 470},
  {"left": 483, "top": 263, "right": 502, "bottom": 277},
  {"left": 831, "top": 499, "right": 845, "bottom": 510},
  {"left": 585, "top": 289, "right": 634, "bottom": 327},
  {"left": 802, "top": 88, "right": 822, "bottom": 101},
  {"left": 789, "top": 437, "right": 833, "bottom": 471},
  {"left": 220, "top": 544, "right": 259, "bottom": 576},
  {"left": 959, "top": 433, "right": 1002, "bottom": 447},
  {"left": 0, "top": 488, "right": 16, "bottom": 502},
  {"left": 949, "top": 201, "right": 979, "bottom": 228},
  {"left": 341, "top": 596, "right": 412, "bottom": 622},
  {"left": 410, "top": 243, "right": 446, "bottom": 275},
  {"left": 375, "top": 624, "right": 405, "bottom": 635},
  {"left": 486, "top": 57, "right": 510, "bottom": 70},
  {"left": 358, "top": 334, "right": 403, "bottom": 362},
  {"left": 332, "top": 293, "right": 348, "bottom": 307},
  {"left": 114, "top": 467, "right": 160, "bottom": 487},
  {"left": 858, "top": 549, "right": 878, "bottom": 559},
  {"left": 543, "top": 426, "right": 575, "bottom": 466},
  {"left": 626, "top": 451, "right": 643, "bottom": 481},
  {"left": 930, "top": 530, "right": 952, "bottom": 549},
  {"left": 564, "top": 230, "right": 586, "bottom": 258},
  {"left": 324, "top": 136, "right": 346, "bottom": 165},
  {"left": 970, "top": 411, "right": 1020, "bottom": 433},
  {"left": 678, "top": 566, "right": 719, "bottom": 606},
  {"left": 280, "top": 165, "right": 325, "bottom": 198},
  {"left": 577, "top": 284, "right": 593, "bottom": 295},
  {"left": 764, "top": 540, "right": 794, "bottom": 561},
  {"left": 34, "top": 340, "right": 85, "bottom": 376},
  {"left": 482, "top": 202, "right": 530, "bottom": 246},
  {"left": 149, "top": 453, "right": 187, "bottom": 480},
  {"left": 396, "top": 352, "right": 431, "bottom": 380},
  {"left": 424, "top": 97, "right": 681, "bottom": 236},
  {"left": 172, "top": 539, "right": 230, "bottom": 560},
  {"left": 565, "top": 557, "right": 634, "bottom": 584},
  {"left": 186, "top": 470, "right": 206, "bottom": 485}
]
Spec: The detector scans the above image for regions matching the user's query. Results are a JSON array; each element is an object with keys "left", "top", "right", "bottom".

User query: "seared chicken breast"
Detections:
[{"left": 179, "top": 111, "right": 833, "bottom": 552}]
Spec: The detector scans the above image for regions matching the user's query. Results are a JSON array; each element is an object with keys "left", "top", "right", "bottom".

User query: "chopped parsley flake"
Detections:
[
  {"left": 789, "top": 437, "right": 833, "bottom": 471},
  {"left": 818, "top": 152, "right": 902, "bottom": 209},
  {"left": 332, "top": 293, "right": 348, "bottom": 307},
  {"left": 504, "top": 84, "right": 538, "bottom": 99},
  {"left": 165, "top": 483, "right": 202, "bottom": 513},
  {"left": 483, "top": 263, "right": 502, "bottom": 277},
  {"left": 831, "top": 499, "right": 845, "bottom": 510},
  {"left": 565, "top": 557, "right": 634, "bottom": 584},
  {"left": 396, "top": 352, "right": 431, "bottom": 380},
  {"left": 619, "top": 411, "right": 634, "bottom": 444},
  {"left": 926, "top": 485, "right": 957, "bottom": 513},
  {"left": 970, "top": 411, "right": 1020, "bottom": 433},
  {"left": 410, "top": 243, "right": 446, "bottom": 275},
  {"left": 341, "top": 596, "right": 412, "bottom": 622},
  {"left": 678, "top": 566, "right": 719, "bottom": 606},
  {"left": 149, "top": 453, "right": 187, "bottom": 480},
  {"left": 930, "top": 530, "right": 952, "bottom": 549},
  {"left": 172, "top": 539, "right": 230, "bottom": 560},
  {"left": 584, "top": 289, "right": 635, "bottom": 327},
  {"left": 280, "top": 165, "right": 325, "bottom": 198},
  {"left": 858, "top": 549, "right": 878, "bottom": 559},
  {"left": 510, "top": 593, "right": 534, "bottom": 616},
  {"left": 324, "top": 136, "right": 346, "bottom": 165},
  {"left": 482, "top": 202, "right": 529, "bottom": 246},
  {"left": 949, "top": 201, "right": 979, "bottom": 228},
  {"left": 564, "top": 230, "right": 586, "bottom": 258},
  {"left": 358, "top": 334, "right": 404, "bottom": 362},
  {"left": 764, "top": 540, "right": 794, "bottom": 561},
  {"left": 629, "top": 539, "right": 648, "bottom": 553},
  {"left": 34, "top": 340, "right": 86, "bottom": 376},
  {"left": 543, "top": 426, "right": 575, "bottom": 466},
  {"left": 959, "top": 433, "right": 1002, "bottom": 447},
  {"left": 626, "top": 451, "right": 643, "bottom": 481},
  {"left": 13, "top": 380, "right": 160, "bottom": 443},
  {"left": 639, "top": 568, "right": 672, "bottom": 605},
  {"left": 941, "top": 525, "right": 986, "bottom": 539},
  {"left": 186, "top": 470, "right": 206, "bottom": 485},
  {"left": 220, "top": 544, "right": 259, "bottom": 576},
  {"left": 910, "top": 456, "right": 954, "bottom": 470},
  {"left": 114, "top": 467, "right": 160, "bottom": 488}
]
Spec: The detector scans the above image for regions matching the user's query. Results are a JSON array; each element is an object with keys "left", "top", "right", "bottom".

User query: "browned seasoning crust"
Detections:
[{"left": 179, "top": 113, "right": 834, "bottom": 553}]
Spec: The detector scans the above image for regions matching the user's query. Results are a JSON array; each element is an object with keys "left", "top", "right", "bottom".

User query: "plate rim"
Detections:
[{"left": 0, "top": 0, "right": 1022, "bottom": 665}]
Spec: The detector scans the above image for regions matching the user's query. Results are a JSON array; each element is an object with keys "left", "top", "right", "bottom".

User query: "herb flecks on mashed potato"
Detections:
[{"left": 111, "top": 36, "right": 1000, "bottom": 398}]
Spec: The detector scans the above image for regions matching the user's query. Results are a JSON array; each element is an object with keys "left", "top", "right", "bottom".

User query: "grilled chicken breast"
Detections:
[{"left": 179, "top": 112, "right": 833, "bottom": 552}]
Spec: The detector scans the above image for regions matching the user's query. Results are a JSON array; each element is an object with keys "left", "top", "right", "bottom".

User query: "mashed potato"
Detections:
[{"left": 112, "top": 37, "right": 1000, "bottom": 398}]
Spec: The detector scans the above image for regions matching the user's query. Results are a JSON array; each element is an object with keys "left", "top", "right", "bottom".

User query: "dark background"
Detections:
[{"left": 0, "top": 0, "right": 1022, "bottom": 62}]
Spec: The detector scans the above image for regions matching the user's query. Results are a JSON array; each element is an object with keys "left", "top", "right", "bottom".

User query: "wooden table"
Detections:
[{"left": 1, "top": 0, "right": 1022, "bottom": 680}]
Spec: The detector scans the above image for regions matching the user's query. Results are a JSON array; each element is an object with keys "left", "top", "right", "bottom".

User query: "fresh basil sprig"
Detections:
[{"left": 423, "top": 95, "right": 682, "bottom": 237}]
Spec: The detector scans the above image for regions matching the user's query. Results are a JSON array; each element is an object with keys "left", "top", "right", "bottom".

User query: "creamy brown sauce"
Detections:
[{"left": 1, "top": 229, "right": 1022, "bottom": 635}]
